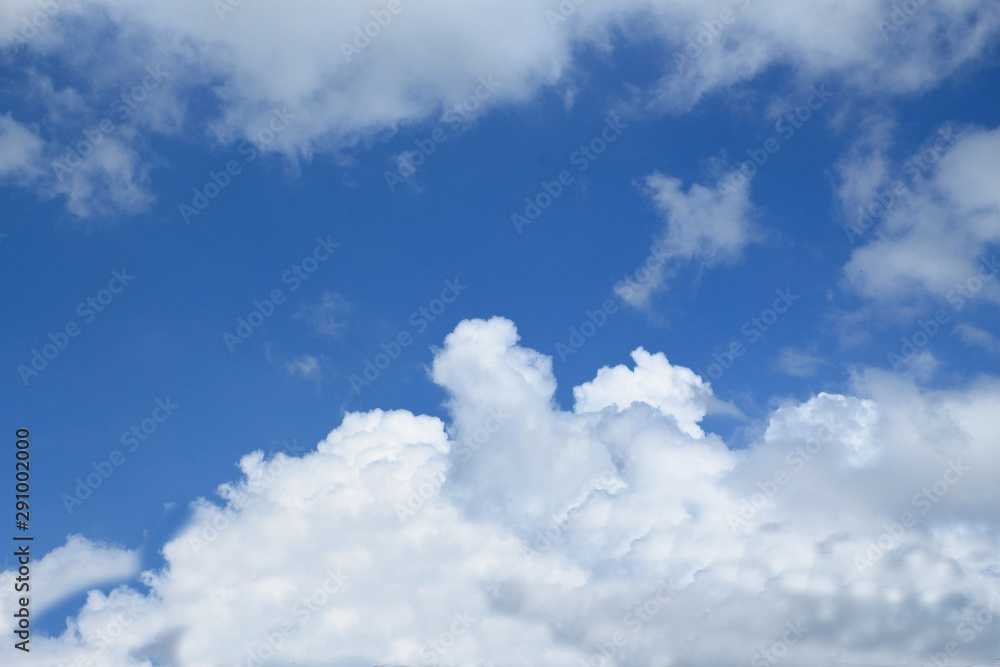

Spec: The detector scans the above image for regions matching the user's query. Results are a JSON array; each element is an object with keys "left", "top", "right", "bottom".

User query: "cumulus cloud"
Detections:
[
  {"left": 573, "top": 347, "right": 727, "bottom": 438},
  {"left": 616, "top": 171, "right": 757, "bottom": 307},
  {"left": 762, "top": 391, "right": 880, "bottom": 468},
  {"left": 4, "top": 317, "right": 1000, "bottom": 667}
]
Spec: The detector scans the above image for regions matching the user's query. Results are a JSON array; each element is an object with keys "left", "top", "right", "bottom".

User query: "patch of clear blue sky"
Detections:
[{"left": 2, "top": 36, "right": 999, "bottom": 637}]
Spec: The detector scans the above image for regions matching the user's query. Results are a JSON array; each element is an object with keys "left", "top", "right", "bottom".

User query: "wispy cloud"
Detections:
[
  {"left": 777, "top": 346, "right": 829, "bottom": 378},
  {"left": 286, "top": 354, "right": 323, "bottom": 385},
  {"left": 296, "top": 292, "right": 349, "bottom": 337},
  {"left": 953, "top": 322, "right": 1000, "bottom": 354}
]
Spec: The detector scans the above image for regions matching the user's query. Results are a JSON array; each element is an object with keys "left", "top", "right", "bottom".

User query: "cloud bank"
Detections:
[{"left": 5, "top": 316, "right": 999, "bottom": 667}]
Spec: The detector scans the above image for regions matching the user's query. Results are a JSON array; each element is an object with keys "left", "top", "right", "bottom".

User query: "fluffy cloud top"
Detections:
[
  {"left": 4, "top": 317, "right": 1000, "bottom": 667},
  {"left": 573, "top": 347, "right": 717, "bottom": 438}
]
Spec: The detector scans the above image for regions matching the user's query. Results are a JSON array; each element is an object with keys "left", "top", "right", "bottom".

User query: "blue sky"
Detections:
[{"left": 2, "top": 2, "right": 1000, "bottom": 666}]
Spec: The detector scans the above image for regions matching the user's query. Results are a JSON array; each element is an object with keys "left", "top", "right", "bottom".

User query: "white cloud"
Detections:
[
  {"left": 0, "top": 112, "right": 44, "bottom": 183},
  {"left": 2, "top": 0, "right": 999, "bottom": 215},
  {"left": 286, "top": 355, "right": 322, "bottom": 383},
  {"left": 573, "top": 346, "right": 719, "bottom": 438},
  {"left": 762, "top": 391, "right": 880, "bottom": 468},
  {"left": 777, "top": 346, "right": 828, "bottom": 378},
  {"left": 646, "top": 172, "right": 756, "bottom": 263},
  {"left": 841, "top": 123, "right": 1000, "bottom": 308},
  {"left": 0, "top": 535, "right": 138, "bottom": 621},
  {"left": 953, "top": 322, "right": 1000, "bottom": 354},
  {"left": 47, "top": 136, "right": 155, "bottom": 217},
  {"left": 0, "top": 67, "right": 169, "bottom": 217},
  {"left": 4, "top": 317, "right": 1000, "bottom": 666},
  {"left": 833, "top": 114, "right": 896, "bottom": 219},
  {"left": 295, "top": 292, "right": 349, "bottom": 337},
  {"left": 616, "top": 171, "right": 756, "bottom": 307}
]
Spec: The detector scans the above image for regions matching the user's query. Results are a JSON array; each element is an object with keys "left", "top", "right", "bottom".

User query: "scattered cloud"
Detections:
[
  {"left": 617, "top": 171, "right": 757, "bottom": 307},
  {"left": 777, "top": 346, "right": 828, "bottom": 378},
  {"left": 286, "top": 354, "right": 322, "bottom": 384},
  {"left": 296, "top": 292, "right": 349, "bottom": 337},
  {"left": 953, "top": 322, "right": 1000, "bottom": 354},
  {"left": 0, "top": 112, "right": 44, "bottom": 183}
]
